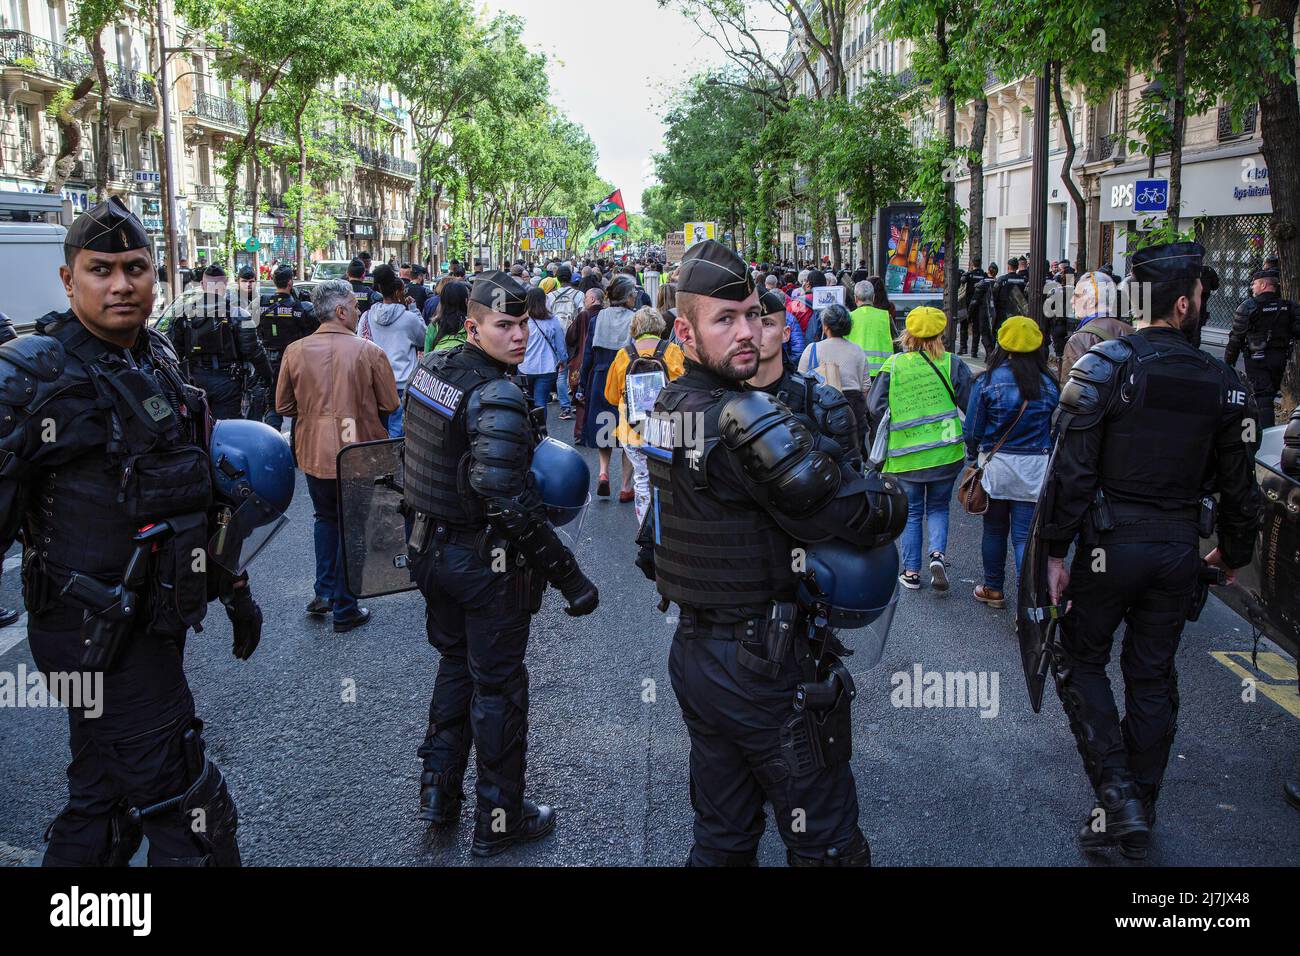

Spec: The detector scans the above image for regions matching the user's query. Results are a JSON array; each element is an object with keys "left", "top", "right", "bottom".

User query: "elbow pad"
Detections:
[
  {"left": 1058, "top": 340, "right": 1126, "bottom": 429},
  {"left": 719, "top": 390, "right": 840, "bottom": 518}
]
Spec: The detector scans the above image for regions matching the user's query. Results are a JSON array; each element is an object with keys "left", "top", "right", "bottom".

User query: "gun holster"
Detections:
[
  {"left": 780, "top": 654, "right": 856, "bottom": 775},
  {"left": 735, "top": 600, "right": 799, "bottom": 679},
  {"left": 1197, "top": 495, "right": 1216, "bottom": 539},
  {"left": 1187, "top": 562, "right": 1227, "bottom": 622}
]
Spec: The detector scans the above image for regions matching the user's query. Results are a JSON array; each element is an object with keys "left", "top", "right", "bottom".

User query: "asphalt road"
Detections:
[{"left": 0, "top": 397, "right": 1296, "bottom": 867}]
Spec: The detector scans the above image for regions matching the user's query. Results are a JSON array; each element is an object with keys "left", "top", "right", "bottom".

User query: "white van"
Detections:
[{"left": 0, "top": 191, "right": 72, "bottom": 331}]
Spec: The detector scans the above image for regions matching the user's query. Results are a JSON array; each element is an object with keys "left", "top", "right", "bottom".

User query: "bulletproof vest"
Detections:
[
  {"left": 1098, "top": 329, "right": 1228, "bottom": 510},
  {"left": 29, "top": 320, "right": 211, "bottom": 579},
  {"left": 645, "top": 372, "right": 796, "bottom": 610},
  {"left": 996, "top": 274, "right": 1028, "bottom": 318},
  {"left": 1244, "top": 293, "right": 1296, "bottom": 352},
  {"left": 402, "top": 345, "right": 500, "bottom": 526},
  {"left": 258, "top": 292, "right": 307, "bottom": 351},
  {"left": 181, "top": 297, "right": 240, "bottom": 365}
]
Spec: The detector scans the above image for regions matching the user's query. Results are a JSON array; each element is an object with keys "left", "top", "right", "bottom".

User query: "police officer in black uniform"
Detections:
[
  {"left": 1224, "top": 265, "right": 1300, "bottom": 429},
  {"left": 1035, "top": 241, "right": 1260, "bottom": 859},
  {"left": 402, "top": 269, "right": 599, "bottom": 857},
  {"left": 168, "top": 264, "right": 273, "bottom": 420},
  {"left": 639, "top": 240, "right": 905, "bottom": 866},
  {"left": 0, "top": 198, "right": 267, "bottom": 866},
  {"left": 348, "top": 258, "right": 380, "bottom": 316},
  {"left": 992, "top": 256, "right": 1029, "bottom": 340},
  {"left": 252, "top": 264, "right": 318, "bottom": 428},
  {"left": 749, "top": 287, "right": 863, "bottom": 470}
]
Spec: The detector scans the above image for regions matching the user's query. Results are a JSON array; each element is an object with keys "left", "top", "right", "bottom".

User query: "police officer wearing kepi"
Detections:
[
  {"left": 0, "top": 197, "right": 284, "bottom": 866},
  {"left": 402, "top": 268, "right": 599, "bottom": 857},
  {"left": 348, "top": 257, "right": 380, "bottom": 316},
  {"left": 168, "top": 263, "right": 273, "bottom": 420},
  {"left": 639, "top": 240, "right": 906, "bottom": 866},
  {"left": 1224, "top": 264, "right": 1300, "bottom": 428},
  {"left": 748, "top": 286, "right": 863, "bottom": 470},
  {"left": 1031, "top": 241, "right": 1260, "bottom": 860},
  {"left": 252, "top": 264, "right": 317, "bottom": 428}
]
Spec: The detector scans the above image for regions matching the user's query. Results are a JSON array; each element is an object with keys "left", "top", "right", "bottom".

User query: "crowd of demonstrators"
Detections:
[
  {"left": 275, "top": 279, "right": 399, "bottom": 633},
  {"left": 567, "top": 288, "right": 602, "bottom": 443},
  {"left": 963, "top": 316, "right": 1059, "bottom": 609},
  {"left": 359, "top": 264, "right": 425, "bottom": 438},
  {"left": 579, "top": 275, "right": 639, "bottom": 500},
  {"left": 546, "top": 266, "right": 583, "bottom": 419},
  {"left": 425, "top": 278, "right": 470, "bottom": 352},
  {"left": 519, "top": 286, "right": 569, "bottom": 414},
  {"left": 602, "top": 306, "right": 685, "bottom": 522},
  {"left": 867, "top": 306, "right": 973, "bottom": 592},
  {"left": 798, "top": 304, "right": 870, "bottom": 452}
]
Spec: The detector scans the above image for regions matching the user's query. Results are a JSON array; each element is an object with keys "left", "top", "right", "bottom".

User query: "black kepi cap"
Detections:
[
  {"left": 758, "top": 288, "right": 786, "bottom": 316},
  {"left": 64, "top": 196, "right": 149, "bottom": 254},
  {"left": 677, "top": 239, "right": 754, "bottom": 301},
  {"left": 1131, "top": 241, "right": 1204, "bottom": 283},
  {"left": 470, "top": 269, "right": 528, "bottom": 317}
]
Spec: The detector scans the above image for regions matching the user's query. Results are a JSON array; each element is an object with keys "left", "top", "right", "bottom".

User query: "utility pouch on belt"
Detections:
[
  {"left": 408, "top": 511, "right": 432, "bottom": 554},
  {"left": 119, "top": 447, "right": 214, "bottom": 520},
  {"left": 146, "top": 512, "right": 210, "bottom": 635},
  {"left": 1088, "top": 488, "right": 1115, "bottom": 536},
  {"left": 736, "top": 601, "right": 798, "bottom": 679},
  {"left": 781, "top": 655, "right": 856, "bottom": 774},
  {"left": 1197, "top": 495, "right": 1216, "bottom": 539},
  {"left": 21, "top": 550, "right": 50, "bottom": 615}
]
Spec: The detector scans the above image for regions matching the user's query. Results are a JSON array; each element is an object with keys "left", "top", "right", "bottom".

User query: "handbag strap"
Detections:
[
  {"left": 985, "top": 400, "right": 1029, "bottom": 463},
  {"left": 917, "top": 349, "right": 959, "bottom": 409}
]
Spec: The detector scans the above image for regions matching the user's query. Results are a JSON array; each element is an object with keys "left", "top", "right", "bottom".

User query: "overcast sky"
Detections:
[{"left": 500, "top": 0, "right": 727, "bottom": 213}]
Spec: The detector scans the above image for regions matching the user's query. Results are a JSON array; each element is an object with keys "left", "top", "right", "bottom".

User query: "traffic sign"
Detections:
[
  {"left": 796, "top": 234, "right": 807, "bottom": 248},
  {"left": 1133, "top": 178, "right": 1169, "bottom": 214},
  {"left": 244, "top": 236, "right": 260, "bottom": 252}
]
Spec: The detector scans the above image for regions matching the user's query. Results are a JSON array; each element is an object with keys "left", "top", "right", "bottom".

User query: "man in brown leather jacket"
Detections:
[{"left": 1059, "top": 270, "right": 1130, "bottom": 383}]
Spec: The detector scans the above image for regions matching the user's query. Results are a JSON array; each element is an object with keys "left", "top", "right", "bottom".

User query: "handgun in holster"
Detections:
[
  {"left": 1187, "top": 561, "right": 1227, "bottom": 622},
  {"left": 60, "top": 522, "right": 175, "bottom": 671},
  {"left": 736, "top": 600, "right": 799, "bottom": 679}
]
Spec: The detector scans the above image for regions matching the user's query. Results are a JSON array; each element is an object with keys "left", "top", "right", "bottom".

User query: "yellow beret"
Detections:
[
  {"left": 540, "top": 277, "right": 558, "bottom": 294},
  {"left": 997, "top": 314, "right": 1043, "bottom": 353},
  {"left": 905, "top": 306, "right": 946, "bottom": 339}
]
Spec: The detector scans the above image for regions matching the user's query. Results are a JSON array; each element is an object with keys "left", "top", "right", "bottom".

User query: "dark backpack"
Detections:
[{"left": 622, "top": 338, "right": 670, "bottom": 424}]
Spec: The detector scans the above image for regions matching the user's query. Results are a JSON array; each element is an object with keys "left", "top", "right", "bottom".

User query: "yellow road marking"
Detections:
[{"left": 1209, "top": 651, "right": 1300, "bottom": 719}]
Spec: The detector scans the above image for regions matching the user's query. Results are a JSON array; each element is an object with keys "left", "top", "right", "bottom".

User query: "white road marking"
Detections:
[{"left": 0, "top": 615, "right": 28, "bottom": 657}]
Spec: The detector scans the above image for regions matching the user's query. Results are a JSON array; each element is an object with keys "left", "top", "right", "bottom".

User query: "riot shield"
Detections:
[
  {"left": 336, "top": 438, "right": 417, "bottom": 598},
  {"left": 1017, "top": 440, "right": 1064, "bottom": 714}
]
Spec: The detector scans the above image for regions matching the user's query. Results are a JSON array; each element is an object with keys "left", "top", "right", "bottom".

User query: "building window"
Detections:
[
  {"left": 2, "top": 0, "right": 28, "bottom": 29},
  {"left": 46, "top": 0, "right": 66, "bottom": 46}
]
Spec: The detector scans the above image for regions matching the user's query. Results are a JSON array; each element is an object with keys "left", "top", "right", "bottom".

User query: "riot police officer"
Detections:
[
  {"left": 347, "top": 257, "right": 380, "bottom": 316},
  {"left": 1224, "top": 266, "right": 1300, "bottom": 428},
  {"left": 0, "top": 198, "right": 276, "bottom": 866},
  {"left": 401, "top": 269, "right": 599, "bottom": 857},
  {"left": 992, "top": 257, "right": 1029, "bottom": 339},
  {"left": 639, "top": 240, "right": 905, "bottom": 866},
  {"left": 1029, "top": 241, "right": 1260, "bottom": 859},
  {"left": 168, "top": 264, "right": 274, "bottom": 420},
  {"left": 253, "top": 265, "right": 318, "bottom": 428},
  {"left": 748, "top": 287, "right": 863, "bottom": 469}
]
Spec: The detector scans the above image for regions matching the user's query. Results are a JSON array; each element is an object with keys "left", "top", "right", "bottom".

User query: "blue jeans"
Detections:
[
  {"left": 897, "top": 474, "right": 958, "bottom": 573},
  {"left": 524, "top": 372, "right": 557, "bottom": 411},
  {"left": 556, "top": 369, "right": 572, "bottom": 411},
  {"left": 981, "top": 498, "right": 1036, "bottom": 591},
  {"left": 306, "top": 475, "right": 359, "bottom": 618},
  {"left": 386, "top": 390, "right": 405, "bottom": 438}
]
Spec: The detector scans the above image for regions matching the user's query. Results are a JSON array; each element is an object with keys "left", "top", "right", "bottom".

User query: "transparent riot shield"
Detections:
[{"left": 336, "top": 438, "right": 417, "bottom": 598}]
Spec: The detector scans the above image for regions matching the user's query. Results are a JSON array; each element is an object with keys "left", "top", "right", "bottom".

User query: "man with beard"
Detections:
[
  {"left": 638, "top": 241, "right": 905, "bottom": 866},
  {"left": 748, "top": 287, "right": 864, "bottom": 469}
]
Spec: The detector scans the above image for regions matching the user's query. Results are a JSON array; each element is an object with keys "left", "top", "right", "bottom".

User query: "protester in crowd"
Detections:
[
  {"left": 848, "top": 279, "right": 894, "bottom": 380},
  {"left": 276, "top": 280, "right": 399, "bottom": 631},
  {"left": 358, "top": 264, "right": 425, "bottom": 438},
  {"left": 869, "top": 275, "right": 900, "bottom": 337},
  {"left": 602, "top": 306, "right": 685, "bottom": 519},
  {"left": 963, "top": 315, "right": 1059, "bottom": 608},
  {"left": 425, "top": 279, "right": 469, "bottom": 352},
  {"left": 799, "top": 303, "right": 869, "bottom": 453},
  {"left": 567, "top": 287, "right": 603, "bottom": 444},
  {"left": 405, "top": 264, "right": 429, "bottom": 314},
  {"left": 578, "top": 275, "right": 637, "bottom": 498},
  {"left": 547, "top": 265, "right": 583, "bottom": 419},
  {"left": 1059, "top": 270, "right": 1128, "bottom": 382},
  {"left": 519, "top": 285, "right": 568, "bottom": 414},
  {"left": 867, "top": 306, "right": 973, "bottom": 591}
]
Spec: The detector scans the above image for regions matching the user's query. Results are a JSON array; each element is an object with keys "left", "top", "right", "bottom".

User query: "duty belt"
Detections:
[
  {"left": 430, "top": 520, "right": 487, "bottom": 548},
  {"left": 193, "top": 356, "right": 235, "bottom": 373},
  {"left": 676, "top": 607, "right": 764, "bottom": 642}
]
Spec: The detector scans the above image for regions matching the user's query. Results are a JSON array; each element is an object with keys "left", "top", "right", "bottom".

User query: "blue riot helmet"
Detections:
[
  {"left": 529, "top": 437, "right": 591, "bottom": 548},
  {"left": 796, "top": 540, "right": 900, "bottom": 668},
  {"left": 207, "top": 419, "right": 296, "bottom": 574}
]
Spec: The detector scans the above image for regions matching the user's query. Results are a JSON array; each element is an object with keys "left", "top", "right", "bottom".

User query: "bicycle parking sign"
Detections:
[{"left": 1133, "top": 178, "right": 1169, "bottom": 214}]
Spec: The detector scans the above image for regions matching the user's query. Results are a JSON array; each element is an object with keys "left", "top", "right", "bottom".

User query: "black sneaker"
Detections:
[
  {"left": 929, "top": 552, "right": 949, "bottom": 592},
  {"left": 305, "top": 596, "right": 330, "bottom": 616},
  {"left": 0, "top": 606, "right": 19, "bottom": 628},
  {"left": 333, "top": 607, "right": 372, "bottom": 633}
]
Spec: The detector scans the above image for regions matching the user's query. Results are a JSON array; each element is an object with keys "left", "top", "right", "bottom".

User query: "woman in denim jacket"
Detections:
[{"left": 963, "top": 316, "right": 1059, "bottom": 608}]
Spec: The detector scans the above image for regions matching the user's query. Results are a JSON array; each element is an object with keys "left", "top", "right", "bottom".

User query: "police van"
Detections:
[{"left": 0, "top": 191, "right": 73, "bottom": 331}]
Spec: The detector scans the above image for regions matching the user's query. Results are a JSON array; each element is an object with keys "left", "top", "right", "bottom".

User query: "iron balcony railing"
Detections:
[
  {"left": 1086, "top": 131, "right": 1120, "bottom": 163},
  {"left": 0, "top": 30, "right": 155, "bottom": 106},
  {"left": 1217, "top": 103, "right": 1258, "bottom": 141},
  {"left": 355, "top": 144, "right": 417, "bottom": 177},
  {"left": 191, "top": 91, "right": 247, "bottom": 127}
]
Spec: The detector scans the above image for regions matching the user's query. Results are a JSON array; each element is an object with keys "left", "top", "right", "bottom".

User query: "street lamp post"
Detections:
[{"left": 155, "top": 0, "right": 180, "bottom": 295}]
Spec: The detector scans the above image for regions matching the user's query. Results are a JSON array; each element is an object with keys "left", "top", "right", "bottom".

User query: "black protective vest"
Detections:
[
  {"left": 178, "top": 297, "right": 240, "bottom": 364},
  {"left": 1098, "top": 329, "right": 1229, "bottom": 510},
  {"left": 646, "top": 370, "right": 796, "bottom": 610},
  {"left": 402, "top": 345, "right": 499, "bottom": 526},
  {"left": 258, "top": 292, "right": 307, "bottom": 351},
  {"left": 1243, "top": 293, "right": 1296, "bottom": 353},
  {"left": 28, "top": 319, "right": 211, "bottom": 580}
]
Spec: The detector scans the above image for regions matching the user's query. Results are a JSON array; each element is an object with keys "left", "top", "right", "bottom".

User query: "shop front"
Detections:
[{"left": 1100, "top": 142, "right": 1273, "bottom": 330}]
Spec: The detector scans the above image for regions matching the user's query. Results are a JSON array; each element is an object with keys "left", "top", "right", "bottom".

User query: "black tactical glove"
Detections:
[
  {"left": 556, "top": 567, "right": 599, "bottom": 617},
  {"left": 220, "top": 577, "right": 263, "bottom": 660}
]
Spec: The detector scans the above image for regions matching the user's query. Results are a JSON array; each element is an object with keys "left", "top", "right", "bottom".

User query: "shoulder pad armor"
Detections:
[
  {"left": 467, "top": 377, "right": 532, "bottom": 500},
  {"left": 145, "top": 327, "right": 181, "bottom": 365},
  {"left": 811, "top": 381, "right": 856, "bottom": 438},
  {"left": 1059, "top": 342, "right": 1127, "bottom": 426},
  {"left": 720, "top": 390, "right": 840, "bottom": 518},
  {"left": 0, "top": 334, "right": 71, "bottom": 439}
]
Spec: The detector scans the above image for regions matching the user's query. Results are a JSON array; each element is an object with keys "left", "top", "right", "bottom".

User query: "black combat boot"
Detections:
[
  {"left": 418, "top": 768, "right": 465, "bottom": 825},
  {"left": 471, "top": 799, "right": 556, "bottom": 858},
  {"left": 1078, "top": 780, "right": 1150, "bottom": 861},
  {"left": 787, "top": 831, "right": 871, "bottom": 867}
]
